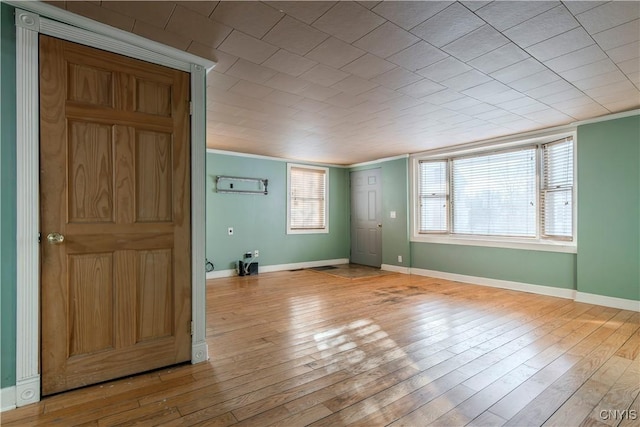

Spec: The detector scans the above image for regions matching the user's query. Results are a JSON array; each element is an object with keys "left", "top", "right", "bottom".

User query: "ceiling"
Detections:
[{"left": 48, "top": 1, "right": 640, "bottom": 165}]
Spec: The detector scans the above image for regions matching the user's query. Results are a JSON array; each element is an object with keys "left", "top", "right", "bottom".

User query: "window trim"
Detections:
[
  {"left": 410, "top": 131, "right": 577, "bottom": 253},
  {"left": 287, "top": 163, "right": 330, "bottom": 235}
]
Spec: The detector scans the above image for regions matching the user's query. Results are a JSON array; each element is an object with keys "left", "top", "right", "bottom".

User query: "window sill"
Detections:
[
  {"left": 287, "top": 228, "right": 329, "bottom": 235},
  {"left": 410, "top": 234, "right": 577, "bottom": 254}
]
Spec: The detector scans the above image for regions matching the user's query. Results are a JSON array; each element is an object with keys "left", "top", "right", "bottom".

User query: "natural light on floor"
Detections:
[{"left": 313, "top": 319, "right": 413, "bottom": 373}]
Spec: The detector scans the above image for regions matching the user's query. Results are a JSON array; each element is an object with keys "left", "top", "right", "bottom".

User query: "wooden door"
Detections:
[
  {"left": 350, "top": 169, "right": 382, "bottom": 267},
  {"left": 39, "top": 35, "right": 192, "bottom": 395}
]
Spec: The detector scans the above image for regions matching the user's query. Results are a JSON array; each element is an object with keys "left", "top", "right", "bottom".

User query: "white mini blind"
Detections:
[
  {"left": 451, "top": 148, "right": 536, "bottom": 237},
  {"left": 418, "top": 160, "right": 447, "bottom": 232},
  {"left": 289, "top": 166, "right": 326, "bottom": 230},
  {"left": 541, "top": 137, "right": 574, "bottom": 239}
]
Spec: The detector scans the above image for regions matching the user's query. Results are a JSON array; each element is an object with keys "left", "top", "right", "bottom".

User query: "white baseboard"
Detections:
[
  {"left": 1, "top": 386, "right": 16, "bottom": 412},
  {"left": 408, "top": 268, "right": 639, "bottom": 311},
  {"left": 191, "top": 341, "right": 209, "bottom": 363},
  {"left": 575, "top": 292, "right": 640, "bottom": 311},
  {"left": 206, "top": 269, "right": 236, "bottom": 279},
  {"left": 15, "top": 375, "right": 40, "bottom": 407},
  {"left": 381, "top": 264, "right": 411, "bottom": 274},
  {"left": 260, "top": 258, "right": 349, "bottom": 273},
  {"left": 410, "top": 268, "right": 577, "bottom": 300},
  {"left": 206, "top": 258, "right": 350, "bottom": 281}
]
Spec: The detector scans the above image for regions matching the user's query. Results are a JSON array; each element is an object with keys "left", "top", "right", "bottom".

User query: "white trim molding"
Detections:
[
  {"left": 349, "top": 154, "right": 409, "bottom": 168},
  {"left": 5, "top": 0, "right": 215, "bottom": 71},
  {"left": 205, "top": 148, "right": 410, "bottom": 170},
  {"left": 410, "top": 268, "right": 577, "bottom": 300},
  {"left": 206, "top": 148, "right": 345, "bottom": 169},
  {"left": 11, "top": 5, "right": 214, "bottom": 408},
  {"left": 575, "top": 292, "right": 640, "bottom": 312},
  {"left": 205, "top": 258, "right": 350, "bottom": 280},
  {"left": 1, "top": 387, "right": 16, "bottom": 412},
  {"left": 381, "top": 264, "right": 411, "bottom": 275},
  {"left": 15, "top": 9, "right": 41, "bottom": 408},
  {"left": 190, "top": 63, "right": 209, "bottom": 364},
  {"left": 206, "top": 269, "right": 237, "bottom": 280},
  {"left": 407, "top": 268, "right": 639, "bottom": 311}
]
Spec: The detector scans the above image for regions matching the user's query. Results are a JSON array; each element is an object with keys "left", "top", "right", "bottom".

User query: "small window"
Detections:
[
  {"left": 541, "top": 138, "right": 574, "bottom": 240},
  {"left": 287, "top": 164, "right": 328, "bottom": 234},
  {"left": 418, "top": 160, "right": 448, "bottom": 233}
]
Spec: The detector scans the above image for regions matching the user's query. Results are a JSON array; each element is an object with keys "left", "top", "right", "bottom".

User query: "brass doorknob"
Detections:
[
  {"left": 47, "top": 232, "right": 65, "bottom": 244},
  {"left": 377, "top": 224, "right": 382, "bottom": 228}
]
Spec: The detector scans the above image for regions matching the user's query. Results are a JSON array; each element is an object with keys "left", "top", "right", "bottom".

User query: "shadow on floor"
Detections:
[{"left": 307, "top": 263, "right": 395, "bottom": 279}]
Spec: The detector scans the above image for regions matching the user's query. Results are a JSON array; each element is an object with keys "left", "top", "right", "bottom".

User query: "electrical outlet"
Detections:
[
  {"left": 228, "top": 227, "right": 233, "bottom": 235},
  {"left": 254, "top": 250, "right": 259, "bottom": 258},
  {"left": 397, "top": 255, "right": 403, "bottom": 263},
  {"left": 244, "top": 252, "right": 252, "bottom": 259}
]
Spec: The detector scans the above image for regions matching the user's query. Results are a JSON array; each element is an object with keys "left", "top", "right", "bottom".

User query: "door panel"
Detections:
[
  {"left": 350, "top": 169, "right": 382, "bottom": 267},
  {"left": 136, "top": 130, "right": 173, "bottom": 221},
  {"left": 40, "top": 35, "right": 191, "bottom": 395},
  {"left": 68, "top": 253, "right": 114, "bottom": 356},
  {"left": 68, "top": 121, "right": 114, "bottom": 222}
]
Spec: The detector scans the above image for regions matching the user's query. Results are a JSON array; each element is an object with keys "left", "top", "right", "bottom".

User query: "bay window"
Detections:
[{"left": 413, "top": 135, "right": 575, "bottom": 251}]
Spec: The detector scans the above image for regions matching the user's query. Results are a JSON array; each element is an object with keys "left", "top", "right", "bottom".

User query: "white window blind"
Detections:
[
  {"left": 289, "top": 166, "right": 327, "bottom": 230},
  {"left": 451, "top": 148, "right": 537, "bottom": 237},
  {"left": 418, "top": 160, "right": 448, "bottom": 232},
  {"left": 541, "top": 137, "right": 574, "bottom": 240}
]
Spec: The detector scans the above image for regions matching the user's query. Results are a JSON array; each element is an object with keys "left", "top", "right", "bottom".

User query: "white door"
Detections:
[{"left": 350, "top": 169, "right": 382, "bottom": 267}]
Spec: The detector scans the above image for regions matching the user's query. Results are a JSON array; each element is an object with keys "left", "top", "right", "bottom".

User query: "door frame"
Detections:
[{"left": 11, "top": 2, "right": 214, "bottom": 407}]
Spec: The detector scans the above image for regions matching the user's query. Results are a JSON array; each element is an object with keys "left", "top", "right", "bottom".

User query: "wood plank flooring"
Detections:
[{"left": 2, "top": 270, "right": 639, "bottom": 426}]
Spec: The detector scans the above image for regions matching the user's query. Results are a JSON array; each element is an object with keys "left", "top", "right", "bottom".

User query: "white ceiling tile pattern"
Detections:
[
  {"left": 372, "top": 1, "right": 451, "bottom": 30},
  {"left": 305, "top": 36, "right": 366, "bottom": 68},
  {"left": 411, "top": 3, "right": 484, "bottom": 47},
  {"left": 371, "top": 67, "right": 422, "bottom": 90},
  {"left": 503, "top": 5, "right": 580, "bottom": 48},
  {"left": 262, "top": 49, "right": 317, "bottom": 76},
  {"left": 467, "top": 42, "right": 530, "bottom": 74},
  {"left": 341, "top": 53, "right": 396, "bottom": 79},
  {"left": 165, "top": 5, "right": 231, "bottom": 47},
  {"left": 353, "top": 21, "right": 419, "bottom": 58},
  {"left": 311, "top": 1, "right": 384, "bottom": 43},
  {"left": 387, "top": 41, "right": 449, "bottom": 71},
  {"left": 475, "top": 1, "right": 559, "bottom": 31},
  {"left": 441, "top": 25, "right": 509, "bottom": 62},
  {"left": 210, "top": 1, "right": 283, "bottom": 38},
  {"left": 217, "top": 29, "right": 277, "bottom": 63},
  {"left": 262, "top": 16, "right": 329, "bottom": 55},
  {"left": 51, "top": 0, "right": 640, "bottom": 165}
]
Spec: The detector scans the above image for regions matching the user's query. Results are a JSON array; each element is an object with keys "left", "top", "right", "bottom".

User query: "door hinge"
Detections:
[
  {"left": 189, "top": 101, "right": 193, "bottom": 116},
  {"left": 190, "top": 321, "right": 194, "bottom": 336}
]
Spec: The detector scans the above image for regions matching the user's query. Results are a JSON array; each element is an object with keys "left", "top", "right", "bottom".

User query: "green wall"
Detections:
[
  {"left": 206, "top": 153, "right": 350, "bottom": 271},
  {"left": 411, "top": 243, "right": 576, "bottom": 289},
  {"left": 350, "top": 157, "right": 410, "bottom": 267},
  {"left": 577, "top": 115, "right": 640, "bottom": 300},
  {"left": 1, "top": 2, "right": 17, "bottom": 389}
]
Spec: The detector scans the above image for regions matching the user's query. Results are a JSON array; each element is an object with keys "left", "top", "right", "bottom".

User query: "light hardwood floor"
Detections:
[{"left": 2, "top": 270, "right": 639, "bottom": 426}]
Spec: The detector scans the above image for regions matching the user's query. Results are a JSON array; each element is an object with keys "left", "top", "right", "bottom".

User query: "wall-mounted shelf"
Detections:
[{"left": 215, "top": 175, "right": 268, "bottom": 195}]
